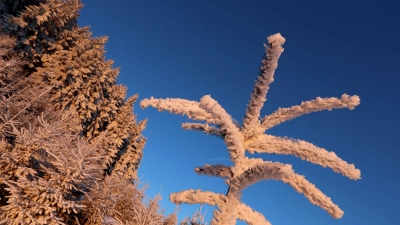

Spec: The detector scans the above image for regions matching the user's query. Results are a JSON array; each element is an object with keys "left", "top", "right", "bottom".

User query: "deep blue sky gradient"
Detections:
[{"left": 78, "top": 1, "right": 400, "bottom": 224}]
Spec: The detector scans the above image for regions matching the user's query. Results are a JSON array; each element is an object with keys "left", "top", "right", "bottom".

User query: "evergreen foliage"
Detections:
[
  {"left": 0, "top": 0, "right": 145, "bottom": 181},
  {"left": 0, "top": 1, "right": 181, "bottom": 224}
]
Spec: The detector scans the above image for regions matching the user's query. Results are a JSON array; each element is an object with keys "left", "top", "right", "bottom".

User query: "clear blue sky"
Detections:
[{"left": 78, "top": 1, "right": 399, "bottom": 224}]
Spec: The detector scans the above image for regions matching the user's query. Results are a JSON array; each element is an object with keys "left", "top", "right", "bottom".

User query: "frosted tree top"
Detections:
[{"left": 141, "top": 33, "right": 361, "bottom": 225}]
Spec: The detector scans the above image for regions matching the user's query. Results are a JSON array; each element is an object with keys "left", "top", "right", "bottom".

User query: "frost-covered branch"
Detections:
[
  {"left": 195, "top": 164, "right": 232, "bottom": 179},
  {"left": 182, "top": 122, "right": 226, "bottom": 138},
  {"left": 242, "top": 33, "right": 286, "bottom": 139},
  {"left": 227, "top": 161, "right": 294, "bottom": 192},
  {"left": 237, "top": 202, "right": 271, "bottom": 225},
  {"left": 282, "top": 174, "right": 344, "bottom": 219},
  {"left": 170, "top": 189, "right": 227, "bottom": 207},
  {"left": 170, "top": 190, "right": 241, "bottom": 225},
  {"left": 260, "top": 94, "right": 361, "bottom": 131},
  {"left": 245, "top": 134, "right": 361, "bottom": 180},
  {"left": 211, "top": 196, "right": 240, "bottom": 225},
  {"left": 140, "top": 97, "right": 217, "bottom": 123},
  {"left": 141, "top": 33, "right": 360, "bottom": 225},
  {"left": 199, "top": 95, "right": 245, "bottom": 162}
]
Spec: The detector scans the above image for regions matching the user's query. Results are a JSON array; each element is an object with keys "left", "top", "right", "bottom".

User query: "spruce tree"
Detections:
[
  {"left": 1, "top": 31, "right": 93, "bottom": 224},
  {"left": 0, "top": 0, "right": 145, "bottom": 180},
  {"left": 0, "top": 1, "right": 179, "bottom": 224}
]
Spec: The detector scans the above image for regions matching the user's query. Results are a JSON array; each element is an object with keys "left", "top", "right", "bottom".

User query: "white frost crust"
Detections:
[
  {"left": 228, "top": 160, "right": 294, "bottom": 191},
  {"left": 245, "top": 134, "right": 361, "bottom": 180},
  {"left": 242, "top": 33, "right": 286, "bottom": 139},
  {"left": 140, "top": 97, "right": 217, "bottom": 123},
  {"left": 237, "top": 202, "right": 271, "bottom": 225},
  {"left": 195, "top": 164, "right": 232, "bottom": 179},
  {"left": 170, "top": 189, "right": 227, "bottom": 206},
  {"left": 181, "top": 122, "right": 225, "bottom": 137},
  {"left": 261, "top": 94, "right": 360, "bottom": 131},
  {"left": 199, "top": 95, "right": 245, "bottom": 162},
  {"left": 282, "top": 174, "right": 344, "bottom": 219}
]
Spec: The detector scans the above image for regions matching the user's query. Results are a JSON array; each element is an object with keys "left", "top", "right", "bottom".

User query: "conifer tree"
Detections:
[
  {"left": 0, "top": 0, "right": 44, "bottom": 15},
  {"left": 1, "top": 31, "right": 95, "bottom": 224},
  {"left": 0, "top": 0, "right": 145, "bottom": 180},
  {"left": 141, "top": 33, "right": 361, "bottom": 225},
  {"left": 0, "top": 1, "right": 179, "bottom": 224}
]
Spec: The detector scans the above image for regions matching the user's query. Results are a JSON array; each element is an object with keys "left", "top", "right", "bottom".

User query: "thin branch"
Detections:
[
  {"left": 199, "top": 95, "right": 245, "bottom": 163},
  {"left": 282, "top": 174, "right": 344, "bottom": 219},
  {"left": 237, "top": 202, "right": 271, "bottom": 225},
  {"left": 228, "top": 161, "right": 293, "bottom": 192},
  {"left": 170, "top": 189, "right": 227, "bottom": 207},
  {"left": 242, "top": 33, "right": 286, "bottom": 139},
  {"left": 0, "top": 85, "right": 54, "bottom": 131},
  {"left": 261, "top": 94, "right": 361, "bottom": 131},
  {"left": 182, "top": 122, "right": 225, "bottom": 138},
  {"left": 194, "top": 164, "right": 232, "bottom": 179},
  {"left": 245, "top": 134, "right": 361, "bottom": 180},
  {"left": 140, "top": 97, "right": 217, "bottom": 123}
]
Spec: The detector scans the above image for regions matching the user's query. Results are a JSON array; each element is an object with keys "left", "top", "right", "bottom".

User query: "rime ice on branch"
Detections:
[{"left": 141, "top": 33, "right": 361, "bottom": 225}]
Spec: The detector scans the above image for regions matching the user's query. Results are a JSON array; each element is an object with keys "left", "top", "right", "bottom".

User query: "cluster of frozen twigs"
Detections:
[{"left": 141, "top": 33, "right": 361, "bottom": 225}]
